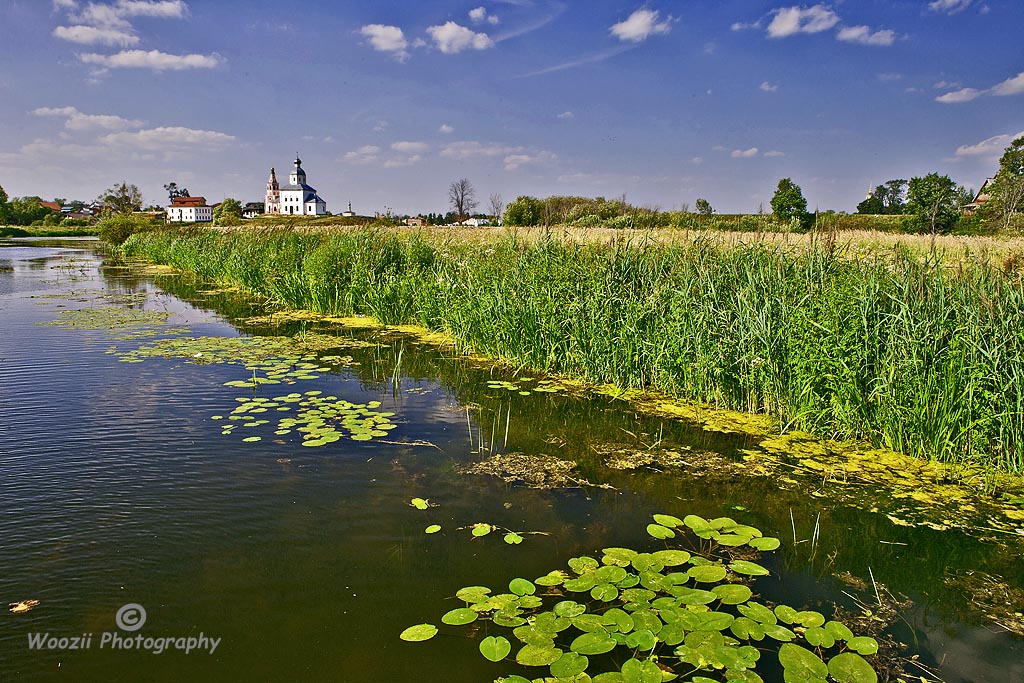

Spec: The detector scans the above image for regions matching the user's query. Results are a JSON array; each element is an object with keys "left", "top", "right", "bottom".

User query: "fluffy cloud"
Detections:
[
  {"left": 836, "top": 25, "right": 896, "bottom": 46},
  {"left": 991, "top": 71, "right": 1024, "bottom": 96},
  {"left": 935, "top": 87, "right": 983, "bottom": 103},
  {"left": 115, "top": 1, "right": 189, "bottom": 19},
  {"left": 359, "top": 24, "right": 408, "bottom": 61},
  {"left": 343, "top": 145, "right": 381, "bottom": 164},
  {"left": 935, "top": 71, "right": 1024, "bottom": 103},
  {"left": 954, "top": 131, "right": 1024, "bottom": 158},
  {"left": 766, "top": 5, "right": 839, "bottom": 38},
  {"left": 78, "top": 49, "right": 220, "bottom": 70},
  {"left": 438, "top": 124, "right": 454, "bottom": 134},
  {"left": 391, "top": 141, "right": 429, "bottom": 154},
  {"left": 98, "top": 126, "right": 235, "bottom": 149},
  {"left": 440, "top": 140, "right": 520, "bottom": 160},
  {"left": 32, "top": 105, "right": 143, "bottom": 130},
  {"left": 759, "top": 81, "right": 778, "bottom": 93},
  {"left": 53, "top": 24, "right": 139, "bottom": 46},
  {"left": 426, "top": 22, "right": 493, "bottom": 54},
  {"left": 928, "top": 0, "right": 973, "bottom": 14},
  {"left": 468, "top": 7, "right": 499, "bottom": 25},
  {"left": 731, "top": 147, "right": 760, "bottom": 158},
  {"left": 557, "top": 111, "right": 574, "bottom": 120},
  {"left": 68, "top": 0, "right": 188, "bottom": 28},
  {"left": 503, "top": 151, "right": 555, "bottom": 171},
  {"left": 610, "top": 8, "right": 672, "bottom": 43}
]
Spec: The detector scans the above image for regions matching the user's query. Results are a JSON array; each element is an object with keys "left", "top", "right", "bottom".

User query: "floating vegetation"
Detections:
[
  {"left": 225, "top": 393, "right": 397, "bottom": 445},
  {"left": 591, "top": 442, "right": 695, "bottom": 471},
  {"left": 455, "top": 523, "right": 547, "bottom": 545},
  {"left": 39, "top": 306, "right": 182, "bottom": 340},
  {"left": 9, "top": 600, "right": 40, "bottom": 614},
  {"left": 117, "top": 333, "right": 361, "bottom": 367},
  {"left": 456, "top": 452, "right": 608, "bottom": 489},
  {"left": 944, "top": 569, "right": 1024, "bottom": 636},
  {"left": 402, "top": 514, "right": 885, "bottom": 683}
]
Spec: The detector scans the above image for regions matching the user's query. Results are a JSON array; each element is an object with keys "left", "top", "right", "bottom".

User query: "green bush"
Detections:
[{"left": 97, "top": 214, "right": 155, "bottom": 246}]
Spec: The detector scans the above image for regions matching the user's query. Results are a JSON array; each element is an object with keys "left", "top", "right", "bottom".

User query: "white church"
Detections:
[{"left": 264, "top": 156, "right": 327, "bottom": 215}]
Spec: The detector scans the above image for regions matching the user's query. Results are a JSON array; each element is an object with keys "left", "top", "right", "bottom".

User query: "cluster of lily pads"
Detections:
[
  {"left": 214, "top": 391, "right": 397, "bottom": 445},
  {"left": 40, "top": 305, "right": 184, "bottom": 341},
  {"left": 401, "top": 513, "right": 880, "bottom": 683},
  {"left": 486, "top": 378, "right": 567, "bottom": 396}
]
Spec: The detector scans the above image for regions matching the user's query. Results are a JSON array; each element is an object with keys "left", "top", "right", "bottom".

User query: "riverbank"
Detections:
[
  {"left": 119, "top": 225, "right": 1024, "bottom": 475},
  {"left": 0, "top": 225, "right": 98, "bottom": 238}
]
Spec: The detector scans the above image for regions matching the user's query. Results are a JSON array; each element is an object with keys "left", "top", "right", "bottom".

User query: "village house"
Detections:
[
  {"left": 242, "top": 202, "right": 265, "bottom": 219},
  {"left": 166, "top": 195, "right": 212, "bottom": 223},
  {"left": 964, "top": 177, "right": 996, "bottom": 214},
  {"left": 265, "top": 156, "right": 327, "bottom": 216}
]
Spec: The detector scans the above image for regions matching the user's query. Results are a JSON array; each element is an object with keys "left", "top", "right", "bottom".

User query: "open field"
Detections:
[{"left": 120, "top": 225, "right": 1024, "bottom": 474}]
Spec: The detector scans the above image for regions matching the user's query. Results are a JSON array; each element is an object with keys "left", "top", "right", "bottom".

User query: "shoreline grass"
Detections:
[{"left": 119, "top": 226, "right": 1024, "bottom": 474}]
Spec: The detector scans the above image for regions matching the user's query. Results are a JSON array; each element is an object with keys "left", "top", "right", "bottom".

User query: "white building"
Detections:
[
  {"left": 265, "top": 156, "right": 327, "bottom": 216},
  {"left": 166, "top": 196, "right": 212, "bottom": 223}
]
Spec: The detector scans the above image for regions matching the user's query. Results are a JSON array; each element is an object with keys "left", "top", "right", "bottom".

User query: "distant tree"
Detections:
[
  {"left": 695, "top": 198, "right": 713, "bottom": 215},
  {"left": 98, "top": 182, "right": 143, "bottom": 215},
  {"left": 770, "top": 178, "right": 809, "bottom": 227},
  {"left": 448, "top": 178, "right": 477, "bottom": 223},
  {"left": 906, "top": 173, "right": 965, "bottom": 234},
  {"left": 489, "top": 193, "right": 504, "bottom": 223},
  {"left": 163, "top": 182, "right": 190, "bottom": 202},
  {"left": 213, "top": 198, "right": 243, "bottom": 225},
  {"left": 990, "top": 135, "right": 1024, "bottom": 230},
  {"left": 503, "top": 195, "right": 544, "bottom": 226},
  {"left": 0, "top": 184, "right": 8, "bottom": 224},
  {"left": 857, "top": 179, "right": 907, "bottom": 215},
  {"left": 7, "top": 196, "right": 52, "bottom": 225}
]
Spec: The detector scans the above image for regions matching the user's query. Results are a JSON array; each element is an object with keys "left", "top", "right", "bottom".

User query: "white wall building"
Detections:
[
  {"left": 166, "top": 196, "right": 212, "bottom": 223},
  {"left": 266, "top": 156, "right": 327, "bottom": 216}
]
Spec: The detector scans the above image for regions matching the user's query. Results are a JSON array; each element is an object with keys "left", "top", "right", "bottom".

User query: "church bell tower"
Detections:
[{"left": 265, "top": 167, "right": 280, "bottom": 214}]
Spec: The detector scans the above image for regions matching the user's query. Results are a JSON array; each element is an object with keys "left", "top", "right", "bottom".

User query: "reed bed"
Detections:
[{"left": 120, "top": 226, "right": 1024, "bottom": 473}]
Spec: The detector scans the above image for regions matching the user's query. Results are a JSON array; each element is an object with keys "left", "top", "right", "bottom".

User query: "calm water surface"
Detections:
[{"left": 0, "top": 238, "right": 1021, "bottom": 682}]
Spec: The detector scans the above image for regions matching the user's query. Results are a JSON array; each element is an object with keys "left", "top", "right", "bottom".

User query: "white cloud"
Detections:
[
  {"left": 935, "top": 87, "right": 984, "bottom": 103},
  {"left": 359, "top": 24, "right": 409, "bottom": 61},
  {"left": 503, "top": 151, "right": 555, "bottom": 171},
  {"left": 836, "top": 25, "right": 896, "bottom": 46},
  {"left": 953, "top": 131, "right": 1024, "bottom": 159},
  {"left": 441, "top": 140, "right": 521, "bottom": 160},
  {"left": 766, "top": 5, "right": 839, "bottom": 38},
  {"left": 928, "top": 0, "right": 973, "bottom": 15},
  {"left": 426, "top": 21, "right": 493, "bottom": 54},
  {"left": 98, "top": 126, "right": 235, "bottom": 149},
  {"left": 731, "top": 147, "right": 759, "bottom": 158},
  {"left": 32, "top": 105, "right": 143, "bottom": 130},
  {"left": 70, "top": 3, "right": 132, "bottom": 29},
  {"left": 764, "top": 150, "right": 786, "bottom": 158},
  {"left": 610, "top": 8, "right": 672, "bottom": 43},
  {"left": 759, "top": 81, "right": 778, "bottom": 93},
  {"left": 469, "top": 7, "right": 499, "bottom": 25},
  {"left": 557, "top": 111, "right": 574, "bottom": 120},
  {"left": 343, "top": 145, "right": 381, "bottom": 164},
  {"left": 391, "top": 141, "right": 429, "bottom": 154},
  {"left": 115, "top": 1, "right": 189, "bottom": 19},
  {"left": 53, "top": 1, "right": 79, "bottom": 9},
  {"left": 373, "top": 120, "right": 389, "bottom": 132},
  {"left": 991, "top": 71, "right": 1024, "bottom": 96},
  {"left": 53, "top": 24, "right": 139, "bottom": 46},
  {"left": 78, "top": 49, "right": 220, "bottom": 70},
  {"left": 691, "top": 156, "right": 703, "bottom": 165},
  {"left": 730, "top": 20, "right": 761, "bottom": 31},
  {"left": 438, "top": 124, "right": 454, "bottom": 134}
]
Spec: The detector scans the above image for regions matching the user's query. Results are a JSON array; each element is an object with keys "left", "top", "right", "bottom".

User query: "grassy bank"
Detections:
[
  {"left": 119, "top": 226, "right": 1024, "bottom": 473},
  {"left": 1, "top": 225, "right": 98, "bottom": 237}
]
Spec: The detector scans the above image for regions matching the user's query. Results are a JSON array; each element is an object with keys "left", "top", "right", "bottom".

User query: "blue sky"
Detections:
[{"left": 0, "top": 0, "right": 1021, "bottom": 214}]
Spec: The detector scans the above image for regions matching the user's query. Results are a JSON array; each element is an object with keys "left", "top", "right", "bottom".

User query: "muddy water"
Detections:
[{"left": 0, "top": 238, "right": 1021, "bottom": 682}]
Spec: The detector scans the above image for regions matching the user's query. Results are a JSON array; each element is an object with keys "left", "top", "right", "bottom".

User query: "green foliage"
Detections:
[
  {"left": 97, "top": 213, "right": 154, "bottom": 245},
  {"left": 98, "top": 181, "right": 143, "bottom": 215},
  {"left": 857, "top": 180, "right": 906, "bottom": 216},
  {"left": 0, "top": 195, "right": 57, "bottom": 226},
  {"left": 214, "top": 198, "right": 243, "bottom": 226},
  {"left": 989, "top": 136, "right": 1024, "bottom": 231},
  {"left": 770, "top": 178, "right": 810, "bottom": 229},
  {"left": 906, "top": 173, "right": 965, "bottom": 234},
  {"left": 403, "top": 514, "right": 881, "bottom": 683},
  {"left": 503, "top": 196, "right": 545, "bottom": 226},
  {"left": 695, "top": 198, "right": 713, "bottom": 215},
  {"left": 120, "top": 227, "right": 1024, "bottom": 473}
]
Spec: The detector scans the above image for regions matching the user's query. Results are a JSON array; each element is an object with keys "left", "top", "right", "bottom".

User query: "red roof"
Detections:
[
  {"left": 40, "top": 201, "right": 61, "bottom": 212},
  {"left": 170, "top": 196, "right": 207, "bottom": 206}
]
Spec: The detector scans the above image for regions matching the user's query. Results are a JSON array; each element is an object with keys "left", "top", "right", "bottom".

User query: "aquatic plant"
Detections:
[
  {"left": 401, "top": 514, "right": 881, "bottom": 683},
  {"left": 119, "top": 227, "right": 1024, "bottom": 473}
]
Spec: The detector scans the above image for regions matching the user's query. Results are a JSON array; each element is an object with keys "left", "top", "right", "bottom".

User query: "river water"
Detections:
[{"left": 0, "top": 238, "right": 1021, "bottom": 682}]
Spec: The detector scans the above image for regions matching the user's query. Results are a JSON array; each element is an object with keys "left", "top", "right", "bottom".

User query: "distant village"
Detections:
[{"left": 0, "top": 154, "right": 495, "bottom": 229}]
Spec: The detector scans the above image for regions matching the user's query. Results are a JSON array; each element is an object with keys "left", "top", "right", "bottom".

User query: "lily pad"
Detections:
[
  {"left": 480, "top": 635, "right": 512, "bottom": 662},
  {"left": 399, "top": 623, "right": 438, "bottom": 642}
]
